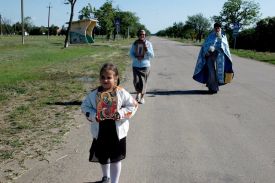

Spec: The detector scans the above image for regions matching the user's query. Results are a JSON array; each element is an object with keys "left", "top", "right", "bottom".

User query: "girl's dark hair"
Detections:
[{"left": 100, "top": 63, "right": 120, "bottom": 85}]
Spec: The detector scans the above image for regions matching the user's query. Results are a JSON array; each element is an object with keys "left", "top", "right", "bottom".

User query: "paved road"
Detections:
[{"left": 15, "top": 36, "right": 275, "bottom": 183}]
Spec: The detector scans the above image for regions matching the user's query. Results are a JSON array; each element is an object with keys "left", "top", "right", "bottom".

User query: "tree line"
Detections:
[
  {"left": 156, "top": 0, "right": 275, "bottom": 52},
  {"left": 0, "top": 16, "right": 61, "bottom": 36},
  {"left": 1, "top": 0, "right": 274, "bottom": 51},
  {"left": 77, "top": 1, "right": 149, "bottom": 40},
  {"left": 0, "top": 0, "right": 148, "bottom": 39}
]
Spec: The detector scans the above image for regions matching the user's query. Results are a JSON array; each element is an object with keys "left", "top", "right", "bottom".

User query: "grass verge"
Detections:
[{"left": 0, "top": 35, "right": 134, "bottom": 180}]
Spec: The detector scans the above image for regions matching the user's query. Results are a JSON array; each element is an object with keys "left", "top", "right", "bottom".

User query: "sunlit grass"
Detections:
[
  {"left": 231, "top": 49, "right": 275, "bottom": 65},
  {"left": 0, "top": 35, "right": 134, "bottom": 164}
]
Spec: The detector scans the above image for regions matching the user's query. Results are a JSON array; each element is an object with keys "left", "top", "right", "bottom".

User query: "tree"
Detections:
[
  {"left": 0, "top": 16, "right": 13, "bottom": 35},
  {"left": 156, "top": 23, "right": 192, "bottom": 39},
  {"left": 12, "top": 16, "right": 33, "bottom": 35},
  {"left": 23, "top": 16, "right": 33, "bottom": 33},
  {"left": 29, "top": 26, "right": 47, "bottom": 35},
  {"left": 78, "top": 3, "right": 95, "bottom": 20},
  {"left": 254, "top": 17, "right": 275, "bottom": 51},
  {"left": 94, "top": 1, "right": 115, "bottom": 40},
  {"left": 58, "top": 25, "right": 67, "bottom": 36},
  {"left": 114, "top": 11, "right": 139, "bottom": 39},
  {"left": 185, "top": 13, "right": 211, "bottom": 42},
  {"left": 212, "top": 0, "right": 260, "bottom": 32},
  {"left": 64, "top": 0, "right": 77, "bottom": 48},
  {"left": 49, "top": 25, "right": 59, "bottom": 35}
]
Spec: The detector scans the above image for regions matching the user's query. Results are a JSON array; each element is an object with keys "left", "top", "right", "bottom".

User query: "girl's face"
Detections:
[{"left": 100, "top": 70, "right": 117, "bottom": 91}]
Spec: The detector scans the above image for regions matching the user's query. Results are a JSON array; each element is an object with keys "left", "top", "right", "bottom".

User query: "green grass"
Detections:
[
  {"left": 231, "top": 49, "right": 275, "bottom": 65},
  {"left": 169, "top": 37, "right": 203, "bottom": 46},
  {"left": 0, "top": 36, "right": 117, "bottom": 85},
  {"left": 0, "top": 35, "right": 134, "bottom": 165}
]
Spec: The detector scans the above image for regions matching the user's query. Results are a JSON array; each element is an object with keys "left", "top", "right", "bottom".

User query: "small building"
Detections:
[{"left": 69, "top": 19, "right": 97, "bottom": 44}]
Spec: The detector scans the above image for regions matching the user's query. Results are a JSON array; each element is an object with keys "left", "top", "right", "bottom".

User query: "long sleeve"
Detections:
[
  {"left": 144, "top": 41, "right": 154, "bottom": 59},
  {"left": 129, "top": 43, "right": 136, "bottom": 60},
  {"left": 81, "top": 91, "right": 97, "bottom": 122},
  {"left": 117, "top": 89, "right": 138, "bottom": 120},
  {"left": 202, "top": 33, "right": 214, "bottom": 57}
]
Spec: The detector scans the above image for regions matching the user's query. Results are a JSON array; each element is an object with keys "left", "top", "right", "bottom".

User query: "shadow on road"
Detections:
[
  {"left": 144, "top": 89, "right": 210, "bottom": 96},
  {"left": 47, "top": 90, "right": 210, "bottom": 107},
  {"left": 46, "top": 100, "right": 82, "bottom": 106}
]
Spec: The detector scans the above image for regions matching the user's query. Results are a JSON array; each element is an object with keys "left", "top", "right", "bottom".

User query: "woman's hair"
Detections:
[
  {"left": 100, "top": 63, "right": 120, "bottom": 85},
  {"left": 137, "top": 29, "right": 146, "bottom": 37}
]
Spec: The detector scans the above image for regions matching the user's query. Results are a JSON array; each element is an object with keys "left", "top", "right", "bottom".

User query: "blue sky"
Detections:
[{"left": 0, "top": 0, "right": 274, "bottom": 33}]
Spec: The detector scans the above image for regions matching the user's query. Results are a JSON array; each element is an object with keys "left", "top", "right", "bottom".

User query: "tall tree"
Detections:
[
  {"left": 64, "top": 0, "right": 77, "bottom": 48},
  {"left": 114, "top": 11, "right": 139, "bottom": 39},
  {"left": 212, "top": 0, "right": 260, "bottom": 31},
  {"left": 23, "top": 16, "right": 33, "bottom": 33},
  {"left": 185, "top": 13, "right": 211, "bottom": 42},
  {"left": 94, "top": 1, "right": 115, "bottom": 40}
]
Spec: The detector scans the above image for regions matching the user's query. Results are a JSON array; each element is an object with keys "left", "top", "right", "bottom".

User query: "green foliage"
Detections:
[
  {"left": 95, "top": 1, "right": 116, "bottom": 40},
  {"left": 213, "top": 0, "right": 260, "bottom": 31},
  {"left": 185, "top": 13, "right": 211, "bottom": 42},
  {"left": 0, "top": 150, "right": 14, "bottom": 159},
  {"left": 2, "top": 15, "right": 59, "bottom": 36},
  {"left": 92, "top": 1, "right": 147, "bottom": 39},
  {"left": 114, "top": 11, "right": 140, "bottom": 38},
  {"left": 234, "top": 16, "right": 275, "bottom": 52},
  {"left": 78, "top": 3, "right": 95, "bottom": 20},
  {"left": 156, "top": 14, "right": 210, "bottom": 41},
  {"left": 2, "top": 0, "right": 147, "bottom": 39}
]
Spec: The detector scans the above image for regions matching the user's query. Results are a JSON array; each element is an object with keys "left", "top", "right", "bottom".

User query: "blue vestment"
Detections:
[{"left": 193, "top": 31, "right": 233, "bottom": 85}]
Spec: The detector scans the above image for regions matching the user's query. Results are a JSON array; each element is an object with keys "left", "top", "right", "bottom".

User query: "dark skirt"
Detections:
[
  {"left": 206, "top": 51, "right": 219, "bottom": 92},
  {"left": 89, "top": 119, "right": 126, "bottom": 164},
  {"left": 132, "top": 67, "right": 150, "bottom": 94}
]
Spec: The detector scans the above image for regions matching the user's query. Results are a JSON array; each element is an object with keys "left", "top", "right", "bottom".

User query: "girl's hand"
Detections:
[
  {"left": 86, "top": 112, "right": 93, "bottom": 122},
  {"left": 114, "top": 112, "right": 121, "bottom": 121},
  {"left": 86, "top": 117, "right": 93, "bottom": 122}
]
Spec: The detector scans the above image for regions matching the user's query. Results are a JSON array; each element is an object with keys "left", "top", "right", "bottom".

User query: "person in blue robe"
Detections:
[{"left": 193, "top": 22, "right": 234, "bottom": 94}]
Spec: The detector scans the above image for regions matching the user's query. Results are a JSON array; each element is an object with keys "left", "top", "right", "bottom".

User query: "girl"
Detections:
[{"left": 81, "top": 63, "right": 138, "bottom": 183}]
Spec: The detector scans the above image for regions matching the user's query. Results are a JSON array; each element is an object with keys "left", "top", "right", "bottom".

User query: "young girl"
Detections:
[{"left": 81, "top": 63, "right": 138, "bottom": 183}]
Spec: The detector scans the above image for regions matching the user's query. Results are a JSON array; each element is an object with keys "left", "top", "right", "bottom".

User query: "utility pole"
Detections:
[
  {"left": 0, "top": 13, "right": 2, "bottom": 36},
  {"left": 21, "top": 0, "right": 24, "bottom": 44},
  {"left": 47, "top": 4, "right": 52, "bottom": 39}
]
